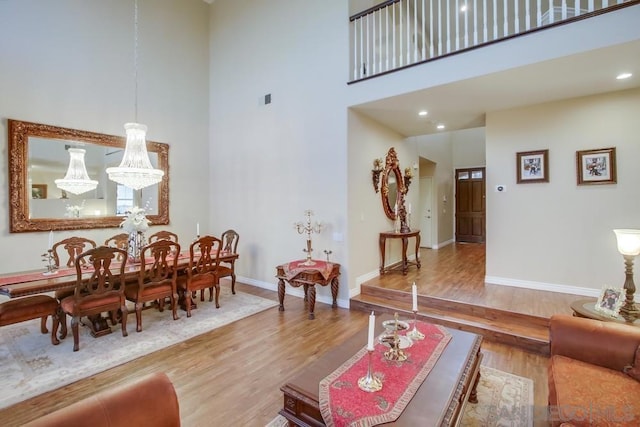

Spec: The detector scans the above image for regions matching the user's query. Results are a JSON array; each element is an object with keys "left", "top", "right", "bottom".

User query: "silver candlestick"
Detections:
[
  {"left": 358, "top": 349, "right": 382, "bottom": 392},
  {"left": 41, "top": 249, "right": 58, "bottom": 276},
  {"left": 407, "top": 310, "right": 425, "bottom": 340}
]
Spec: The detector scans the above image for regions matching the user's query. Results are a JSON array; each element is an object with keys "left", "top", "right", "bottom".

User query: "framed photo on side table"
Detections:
[
  {"left": 594, "top": 286, "right": 624, "bottom": 317},
  {"left": 516, "top": 149, "right": 549, "bottom": 183},
  {"left": 576, "top": 147, "right": 617, "bottom": 185}
]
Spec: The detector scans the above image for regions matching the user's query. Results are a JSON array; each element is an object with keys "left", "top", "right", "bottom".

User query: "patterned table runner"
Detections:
[
  {"left": 319, "top": 321, "right": 451, "bottom": 427},
  {"left": 0, "top": 268, "right": 76, "bottom": 286},
  {"left": 282, "top": 259, "right": 335, "bottom": 281}
]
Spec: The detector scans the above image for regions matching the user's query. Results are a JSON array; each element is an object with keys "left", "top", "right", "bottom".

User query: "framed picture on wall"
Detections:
[
  {"left": 576, "top": 147, "right": 617, "bottom": 185},
  {"left": 594, "top": 286, "right": 624, "bottom": 317},
  {"left": 516, "top": 149, "right": 549, "bottom": 183},
  {"left": 31, "top": 184, "right": 47, "bottom": 199}
]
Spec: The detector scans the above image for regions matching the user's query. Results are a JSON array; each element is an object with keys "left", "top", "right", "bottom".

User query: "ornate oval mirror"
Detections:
[
  {"left": 8, "top": 119, "right": 170, "bottom": 232},
  {"left": 380, "top": 147, "right": 404, "bottom": 220}
]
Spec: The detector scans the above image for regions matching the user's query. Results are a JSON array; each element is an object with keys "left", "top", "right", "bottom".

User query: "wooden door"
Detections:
[{"left": 455, "top": 168, "right": 486, "bottom": 243}]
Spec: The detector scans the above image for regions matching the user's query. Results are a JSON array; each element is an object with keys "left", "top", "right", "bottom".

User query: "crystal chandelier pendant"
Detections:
[
  {"left": 106, "top": 123, "right": 164, "bottom": 190},
  {"left": 54, "top": 148, "right": 99, "bottom": 195}
]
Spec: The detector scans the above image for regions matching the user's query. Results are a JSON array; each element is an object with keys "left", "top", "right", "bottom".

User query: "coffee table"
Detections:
[{"left": 279, "top": 314, "right": 483, "bottom": 426}]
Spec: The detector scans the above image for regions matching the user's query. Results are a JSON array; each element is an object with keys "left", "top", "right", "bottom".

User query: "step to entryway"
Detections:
[{"left": 350, "top": 285, "right": 550, "bottom": 355}]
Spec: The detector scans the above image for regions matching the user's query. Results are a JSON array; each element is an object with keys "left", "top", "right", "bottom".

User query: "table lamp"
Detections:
[{"left": 613, "top": 229, "right": 640, "bottom": 321}]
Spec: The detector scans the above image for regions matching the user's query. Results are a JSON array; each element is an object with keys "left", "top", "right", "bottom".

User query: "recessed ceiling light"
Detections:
[
  {"left": 418, "top": 111, "right": 428, "bottom": 116},
  {"left": 460, "top": 4, "right": 467, "bottom": 12},
  {"left": 617, "top": 72, "right": 633, "bottom": 80},
  {"left": 437, "top": 124, "right": 445, "bottom": 130}
]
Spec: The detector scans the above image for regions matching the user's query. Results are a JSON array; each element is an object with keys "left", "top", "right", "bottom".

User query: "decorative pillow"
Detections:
[{"left": 623, "top": 344, "right": 640, "bottom": 382}]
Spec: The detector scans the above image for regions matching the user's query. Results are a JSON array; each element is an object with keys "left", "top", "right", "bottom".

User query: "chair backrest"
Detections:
[
  {"left": 74, "top": 246, "right": 128, "bottom": 298},
  {"left": 138, "top": 240, "right": 181, "bottom": 292},
  {"left": 221, "top": 229, "right": 239, "bottom": 254},
  {"left": 188, "top": 235, "right": 222, "bottom": 277},
  {"left": 148, "top": 230, "right": 179, "bottom": 244},
  {"left": 105, "top": 233, "right": 129, "bottom": 261},
  {"left": 52, "top": 237, "right": 97, "bottom": 268}
]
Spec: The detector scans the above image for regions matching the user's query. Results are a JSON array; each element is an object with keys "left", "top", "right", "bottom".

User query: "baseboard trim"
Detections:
[{"left": 485, "top": 275, "right": 600, "bottom": 298}]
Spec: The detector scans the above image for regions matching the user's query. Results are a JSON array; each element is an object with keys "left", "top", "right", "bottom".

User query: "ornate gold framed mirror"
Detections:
[
  {"left": 8, "top": 119, "right": 170, "bottom": 232},
  {"left": 380, "top": 147, "right": 405, "bottom": 220}
]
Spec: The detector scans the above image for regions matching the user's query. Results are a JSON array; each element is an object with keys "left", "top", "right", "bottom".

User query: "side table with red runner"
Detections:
[{"left": 276, "top": 260, "right": 340, "bottom": 319}]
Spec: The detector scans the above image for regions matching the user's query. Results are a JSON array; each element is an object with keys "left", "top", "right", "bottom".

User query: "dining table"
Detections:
[{"left": 0, "top": 251, "right": 239, "bottom": 337}]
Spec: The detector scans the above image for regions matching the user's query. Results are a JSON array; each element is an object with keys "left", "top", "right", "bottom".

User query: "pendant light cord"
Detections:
[{"left": 134, "top": 0, "right": 139, "bottom": 123}]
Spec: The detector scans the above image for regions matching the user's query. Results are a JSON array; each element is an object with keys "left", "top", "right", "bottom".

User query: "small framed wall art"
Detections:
[
  {"left": 516, "top": 149, "right": 549, "bottom": 183},
  {"left": 31, "top": 184, "right": 47, "bottom": 199},
  {"left": 576, "top": 147, "right": 617, "bottom": 185},
  {"left": 594, "top": 286, "right": 624, "bottom": 317}
]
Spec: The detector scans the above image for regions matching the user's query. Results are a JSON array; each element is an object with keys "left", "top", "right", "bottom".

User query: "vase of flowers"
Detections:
[{"left": 120, "top": 206, "right": 151, "bottom": 263}]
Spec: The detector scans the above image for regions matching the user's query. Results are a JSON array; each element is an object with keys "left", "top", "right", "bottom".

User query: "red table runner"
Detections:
[
  {"left": 319, "top": 321, "right": 451, "bottom": 427},
  {"left": 282, "top": 259, "right": 335, "bottom": 281},
  {"left": 0, "top": 268, "right": 76, "bottom": 286}
]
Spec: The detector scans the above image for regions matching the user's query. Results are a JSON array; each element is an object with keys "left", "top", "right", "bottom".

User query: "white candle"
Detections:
[
  {"left": 408, "top": 203, "right": 412, "bottom": 214},
  {"left": 196, "top": 222, "right": 200, "bottom": 236},
  {"left": 412, "top": 282, "right": 418, "bottom": 312},
  {"left": 394, "top": 202, "right": 398, "bottom": 215},
  {"left": 367, "top": 311, "right": 375, "bottom": 351},
  {"left": 48, "top": 231, "right": 53, "bottom": 250}
]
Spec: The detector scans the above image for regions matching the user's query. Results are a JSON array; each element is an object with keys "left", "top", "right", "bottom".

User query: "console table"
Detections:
[
  {"left": 276, "top": 260, "right": 340, "bottom": 320},
  {"left": 279, "top": 313, "right": 483, "bottom": 426},
  {"left": 379, "top": 229, "right": 421, "bottom": 275}
]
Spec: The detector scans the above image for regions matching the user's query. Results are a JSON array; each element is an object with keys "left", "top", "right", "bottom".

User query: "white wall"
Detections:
[
  {"left": 486, "top": 88, "right": 640, "bottom": 296},
  {"left": 0, "top": 0, "right": 210, "bottom": 271},
  {"left": 208, "top": 0, "right": 352, "bottom": 305}
]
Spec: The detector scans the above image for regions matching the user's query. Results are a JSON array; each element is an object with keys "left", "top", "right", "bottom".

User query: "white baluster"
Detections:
[
  {"left": 525, "top": 0, "right": 531, "bottom": 30},
  {"left": 413, "top": 0, "right": 418, "bottom": 62},
  {"left": 483, "top": 0, "right": 488, "bottom": 42},
  {"left": 430, "top": 0, "right": 435, "bottom": 57},
  {"left": 473, "top": 0, "right": 478, "bottom": 45},
  {"left": 587, "top": 0, "right": 594, "bottom": 12},
  {"left": 493, "top": 0, "right": 498, "bottom": 40},
  {"left": 446, "top": 0, "right": 451, "bottom": 52},
  {"left": 392, "top": 3, "right": 397, "bottom": 68},
  {"left": 515, "top": 0, "right": 520, "bottom": 33},
  {"left": 536, "top": 0, "right": 542, "bottom": 27},
  {"left": 438, "top": 0, "right": 443, "bottom": 55},
  {"left": 455, "top": 0, "right": 460, "bottom": 50},
  {"left": 385, "top": 6, "right": 390, "bottom": 71},
  {"left": 503, "top": 0, "right": 509, "bottom": 36},
  {"left": 359, "top": 17, "right": 364, "bottom": 78},
  {"left": 421, "top": 0, "right": 426, "bottom": 60},
  {"left": 548, "top": 0, "right": 554, "bottom": 24}
]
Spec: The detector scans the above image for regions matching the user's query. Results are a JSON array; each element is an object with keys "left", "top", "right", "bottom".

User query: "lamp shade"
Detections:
[
  {"left": 613, "top": 229, "right": 640, "bottom": 256},
  {"left": 106, "top": 123, "right": 164, "bottom": 190},
  {"left": 54, "top": 148, "right": 99, "bottom": 195}
]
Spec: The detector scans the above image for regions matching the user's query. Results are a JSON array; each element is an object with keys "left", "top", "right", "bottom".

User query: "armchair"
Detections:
[{"left": 548, "top": 314, "right": 640, "bottom": 426}]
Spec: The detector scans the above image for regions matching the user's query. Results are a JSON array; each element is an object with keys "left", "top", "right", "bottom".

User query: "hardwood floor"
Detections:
[
  {"left": 366, "top": 242, "right": 576, "bottom": 318},
  {"left": 0, "top": 245, "right": 563, "bottom": 426}
]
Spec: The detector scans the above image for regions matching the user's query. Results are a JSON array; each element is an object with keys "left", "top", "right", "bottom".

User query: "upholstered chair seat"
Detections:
[{"left": 0, "top": 295, "right": 60, "bottom": 345}]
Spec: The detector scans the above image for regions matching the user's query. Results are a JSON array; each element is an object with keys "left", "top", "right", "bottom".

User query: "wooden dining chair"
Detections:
[
  {"left": 148, "top": 230, "right": 179, "bottom": 244},
  {"left": 104, "top": 233, "right": 129, "bottom": 262},
  {"left": 124, "top": 240, "right": 180, "bottom": 332},
  {"left": 52, "top": 237, "right": 97, "bottom": 268},
  {"left": 52, "top": 236, "right": 97, "bottom": 338},
  {"left": 219, "top": 229, "right": 239, "bottom": 295},
  {"left": 59, "top": 246, "right": 129, "bottom": 351},
  {"left": 177, "top": 236, "right": 222, "bottom": 317}
]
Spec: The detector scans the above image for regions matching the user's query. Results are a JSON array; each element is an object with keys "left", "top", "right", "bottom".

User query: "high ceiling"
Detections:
[{"left": 351, "top": 39, "right": 640, "bottom": 137}]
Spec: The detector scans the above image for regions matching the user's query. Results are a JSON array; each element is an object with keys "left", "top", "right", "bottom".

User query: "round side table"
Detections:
[{"left": 570, "top": 299, "right": 640, "bottom": 327}]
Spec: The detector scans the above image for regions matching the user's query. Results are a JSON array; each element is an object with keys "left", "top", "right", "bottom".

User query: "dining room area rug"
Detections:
[
  {"left": 266, "top": 365, "right": 534, "bottom": 427},
  {"left": 0, "top": 287, "right": 278, "bottom": 409}
]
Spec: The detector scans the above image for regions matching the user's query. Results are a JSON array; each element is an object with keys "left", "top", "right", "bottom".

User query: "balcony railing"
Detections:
[{"left": 349, "top": 0, "right": 634, "bottom": 82}]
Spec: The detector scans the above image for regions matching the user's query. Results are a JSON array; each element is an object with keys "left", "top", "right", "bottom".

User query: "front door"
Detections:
[{"left": 455, "top": 168, "right": 486, "bottom": 243}]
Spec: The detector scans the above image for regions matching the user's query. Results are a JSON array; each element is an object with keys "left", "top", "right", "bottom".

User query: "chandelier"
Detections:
[
  {"left": 54, "top": 148, "right": 98, "bottom": 195},
  {"left": 106, "top": 0, "right": 163, "bottom": 190}
]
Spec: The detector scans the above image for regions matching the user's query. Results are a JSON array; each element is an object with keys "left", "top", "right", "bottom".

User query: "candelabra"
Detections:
[
  {"left": 41, "top": 250, "right": 58, "bottom": 275},
  {"left": 358, "top": 349, "right": 383, "bottom": 392},
  {"left": 323, "top": 249, "right": 332, "bottom": 262},
  {"left": 371, "top": 158, "right": 383, "bottom": 193},
  {"left": 407, "top": 310, "right": 425, "bottom": 340},
  {"left": 294, "top": 210, "right": 323, "bottom": 266}
]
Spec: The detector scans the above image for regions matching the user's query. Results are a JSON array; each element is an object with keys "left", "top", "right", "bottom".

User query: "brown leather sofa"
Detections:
[
  {"left": 548, "top": 314, "right": 640, "bottom": 427},
  {"left": 23, "top": 372, "right": 180, "bottom": 427}
]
